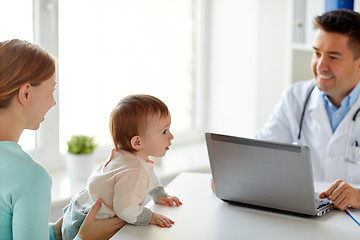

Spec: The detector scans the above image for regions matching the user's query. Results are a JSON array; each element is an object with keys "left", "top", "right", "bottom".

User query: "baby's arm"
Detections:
[
  {"left": 149, "top": 185, "right": 166, "bottom": 203},
  {"left": 113, "top": 170, "right": 153, "bottom": 225},
  {"left": 148, "top": 172, "right": 182, "bottom": 207},
  {"left": 148, "top": 172, "right": 167, "bottom": 202},
  {"left": 129, "top": 207, "right": 152, "bottom": 225}
]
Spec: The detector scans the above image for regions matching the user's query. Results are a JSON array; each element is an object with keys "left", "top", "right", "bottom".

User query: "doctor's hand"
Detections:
[
  {"left": 210, "top": 177, "right": 214, "bottom": 192},
  {"left": 319, "top": 180, "right": 360, "bottom": 210}
]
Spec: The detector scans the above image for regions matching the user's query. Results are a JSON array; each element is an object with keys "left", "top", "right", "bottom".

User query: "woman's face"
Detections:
[{"left": 25, "top": 73, "right": 57, "bottom": 130}]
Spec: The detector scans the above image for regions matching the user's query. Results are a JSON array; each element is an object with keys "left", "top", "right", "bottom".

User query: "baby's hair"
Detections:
[{"left": 110, "top": 94, "right": 169, "bottom": 152}]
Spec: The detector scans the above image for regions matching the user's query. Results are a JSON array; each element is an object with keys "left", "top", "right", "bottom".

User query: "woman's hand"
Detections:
[
  {"left": 76, "top": 199, "right": 127, "bottom": 240},
  {"left": 52, "top": 216, "right": 63, "bottom": 240}
]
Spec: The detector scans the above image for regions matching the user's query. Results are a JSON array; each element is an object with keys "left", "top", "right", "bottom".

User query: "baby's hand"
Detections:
[
  {"left": 149, "top": 212, "right": 174, "bottom": 228},
  {"left": 157, "top": 194, "right": 182, "bottom": 207}
]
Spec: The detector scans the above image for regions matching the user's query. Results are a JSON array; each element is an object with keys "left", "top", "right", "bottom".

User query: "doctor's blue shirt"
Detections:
[{"left": 323, "top": 80, "right": 360, "bottom": 132}]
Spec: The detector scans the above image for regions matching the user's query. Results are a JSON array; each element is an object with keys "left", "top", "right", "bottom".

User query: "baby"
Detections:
[{"left": 62, "top": 94, "right": 182, "bottom": 239}]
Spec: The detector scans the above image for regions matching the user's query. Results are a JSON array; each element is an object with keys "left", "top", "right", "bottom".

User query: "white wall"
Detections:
[
  {"left": 207, "top": 0, "right": 289, "bottom": 137},
  {"left": 207, "top": 0, "right": 259, "bottom": 138},
  {"left": 32, "top": 0, "right": 292, "bottom": 171},
  {"left": 255, "top": 0, "right": 290, "bottom": 131}
]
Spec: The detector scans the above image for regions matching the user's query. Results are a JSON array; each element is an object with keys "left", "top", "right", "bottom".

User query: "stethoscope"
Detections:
[{"left": 297, "top": 84, "right": 360, "bottom": 164}]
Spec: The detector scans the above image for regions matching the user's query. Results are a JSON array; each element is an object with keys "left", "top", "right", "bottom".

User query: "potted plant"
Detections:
[{"left": 65, "top": 135, "right": 97, "bottom": 181}]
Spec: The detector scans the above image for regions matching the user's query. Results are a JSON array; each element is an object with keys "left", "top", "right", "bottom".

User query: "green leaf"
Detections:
[{"left": 66, "top": 135, "right": 97, "bottom": 154}]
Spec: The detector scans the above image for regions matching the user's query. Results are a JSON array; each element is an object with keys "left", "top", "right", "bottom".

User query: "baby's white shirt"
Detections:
[{"left": 87, "top": 149, "right": 163, "bottom": 224}]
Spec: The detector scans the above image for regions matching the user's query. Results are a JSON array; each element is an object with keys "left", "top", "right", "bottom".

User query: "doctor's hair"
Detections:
[
  {"left": 109, "top": 94, "right": 169, "bottom": 153},
  {"left": 0, "top": 39, "right": 56, "bottom": 109},
  {"left": 314, "top": 9, "right": 360, "bottom": 59}
]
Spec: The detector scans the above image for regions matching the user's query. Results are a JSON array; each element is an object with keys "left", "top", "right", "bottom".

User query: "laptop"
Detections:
[{"left": 205, "top": 132, "right": 334, "bottom": 217}]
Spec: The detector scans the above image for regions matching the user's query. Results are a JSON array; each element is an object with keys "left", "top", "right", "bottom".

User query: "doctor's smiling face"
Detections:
[{"left": 312, "top": 29, "right": 360, "bottom": 107}]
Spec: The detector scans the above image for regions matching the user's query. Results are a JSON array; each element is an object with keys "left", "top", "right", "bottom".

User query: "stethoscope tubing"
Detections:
[{"left": 297, "top": 85, "right": 316, "bottom": 141}]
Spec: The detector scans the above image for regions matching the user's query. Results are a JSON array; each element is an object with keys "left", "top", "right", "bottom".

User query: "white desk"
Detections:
[{"left": 111, "top": 172, "right": 360, "bottom": 240}]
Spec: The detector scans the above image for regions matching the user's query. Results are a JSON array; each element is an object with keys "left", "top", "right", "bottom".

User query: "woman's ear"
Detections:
[
  {"left": 17, "top": 83, "right": 31, "bottom": 106},
  {"left": 130, "top": 136, "right": 142, "bottom": 150}
]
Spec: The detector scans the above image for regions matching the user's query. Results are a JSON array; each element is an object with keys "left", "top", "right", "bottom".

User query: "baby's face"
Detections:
[{"left": 138, "top": 113, "right": 174, "bottom": 159}]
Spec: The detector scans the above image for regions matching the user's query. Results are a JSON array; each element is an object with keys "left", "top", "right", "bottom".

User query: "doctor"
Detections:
[{"left": 256, "top": 9, "right": 360, "bottom": 210}]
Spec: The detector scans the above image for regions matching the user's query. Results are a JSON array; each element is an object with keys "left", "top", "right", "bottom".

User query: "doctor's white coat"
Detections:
[{"left": 256, "top": 79, "right": 360, "bottom": 184}]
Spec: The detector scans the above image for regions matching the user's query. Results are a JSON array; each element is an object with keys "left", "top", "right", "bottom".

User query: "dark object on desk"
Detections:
[
  {"left": 223, "top": 198, "right": 335, "bottom": 219},
  {"left": 224, "top": 200, "right": 310, "bottom": 218},
  {"left": 205, "top": 132, "right": 334, "bottom": 217}
]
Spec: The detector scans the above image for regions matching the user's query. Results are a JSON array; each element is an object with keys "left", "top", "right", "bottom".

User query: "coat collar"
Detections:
[{"left": 307, "top": 84, "right": 360, "bottom": 141}]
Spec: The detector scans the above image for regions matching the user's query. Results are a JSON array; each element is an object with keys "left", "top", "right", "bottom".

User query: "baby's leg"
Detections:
[{"left": 62, "top": 198, "right": 90, "bottom": 239}]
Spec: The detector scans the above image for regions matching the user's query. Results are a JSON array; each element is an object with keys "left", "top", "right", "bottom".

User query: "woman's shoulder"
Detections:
[
  {"left": 0, "top": 142, "right": 51, "bottom": 203},
  {"left": 0, "top": 141, "right": 51, "bottom": 184}
]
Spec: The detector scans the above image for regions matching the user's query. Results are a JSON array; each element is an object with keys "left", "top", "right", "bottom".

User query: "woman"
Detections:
[{"left": 0, "top": 39, "right": 125, "bottom": 240}]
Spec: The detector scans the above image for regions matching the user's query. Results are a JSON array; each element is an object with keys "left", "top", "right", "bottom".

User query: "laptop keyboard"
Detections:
[{"left": 315, "top": 196, "right": 332, "bottom": 209}]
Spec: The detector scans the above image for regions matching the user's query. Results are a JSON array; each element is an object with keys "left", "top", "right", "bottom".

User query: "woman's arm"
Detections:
[
  {"left": 76, "top": 199, "right": 126, "bottom": 240},
  {"left": 12, "top": 163, "right": 52, "bottom": 239}
]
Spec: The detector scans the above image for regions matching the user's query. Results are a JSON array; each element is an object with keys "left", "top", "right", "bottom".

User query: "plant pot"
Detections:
[{"left": 65, "top": 153, "right": 95, "bottom": 181}]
